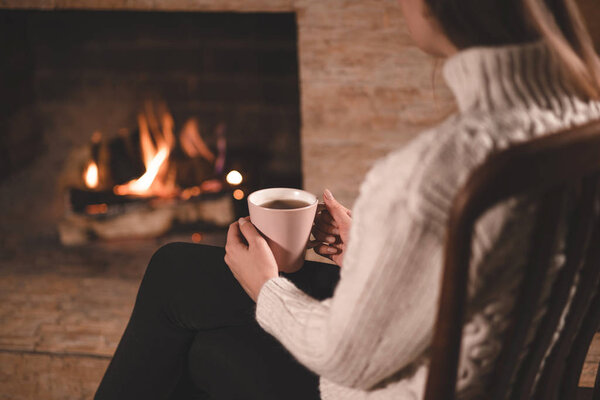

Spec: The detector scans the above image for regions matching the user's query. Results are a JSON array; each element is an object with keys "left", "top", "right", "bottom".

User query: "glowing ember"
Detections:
[
  {"left": 191, "top": 232, "right": 203, "bottom": 243},
  {"left": 226, "top": 170, "right": 243, "bottom": 185},
  {"left": 180, "top": 186, "right": 202, "bottom": 200},
  {"left": 85, "top": 203, "right": 108, "bottom": 215},
  {"left": 84, "top": 162, "right": 99, "bottom": 189},
  {"left": 201, "top": 179, "right": 223, "bottom": 192},
  {"left": 190, "top": 186, "right": 201, "bottom": 196},
  {"left": 233, "top": 189, "right": 244, "bottom": 200}
]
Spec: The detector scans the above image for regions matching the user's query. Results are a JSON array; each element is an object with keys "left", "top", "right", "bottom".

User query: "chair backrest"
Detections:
[{"left": 424, "top": 120, "right": 600, "bottom": 400}]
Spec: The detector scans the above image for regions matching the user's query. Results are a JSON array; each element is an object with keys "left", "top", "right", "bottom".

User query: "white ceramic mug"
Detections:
[{"left": 247, "top": 188, "right": 318, "bottom": 273}]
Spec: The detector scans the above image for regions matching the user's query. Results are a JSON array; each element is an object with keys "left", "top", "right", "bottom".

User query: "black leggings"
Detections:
[{"left": 94, "top": 243, "right": 340, "bottom": 400}]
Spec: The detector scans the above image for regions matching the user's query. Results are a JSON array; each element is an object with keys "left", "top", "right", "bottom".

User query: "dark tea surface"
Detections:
[{"left": 260, "top": 199, "right": 311, "bottom": 209}]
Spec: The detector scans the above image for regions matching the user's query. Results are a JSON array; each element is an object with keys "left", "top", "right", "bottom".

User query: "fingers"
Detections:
[
  {"left": 317, "top": 209, "right": 337, "bottom": 226},
  {"left": 226, "top": 221, "right": 247, "bottom": 251},
  {"left": 314, "top": 210, "right": 339, "bottom": 236},
  {"left": 313, "top": 220, "right": 339, "bottom": 236},
  {"left": 312, "top": 226, "right": 338, "bottom": 243},
  {"left": 226, "top": 221, "right": 241, "bottom": 244},
  {"left": 317, "top": 203, "right": 327, "bottom": 213},
  {"left": 323, "top": 189, "right": 352, "bottom": 227},
  {"left": 313, "top": 243, "right": 342, "bottom": 257},
  {"left": 307, "top": 240, "right": 319, "bottom": 249},
  {"left": 237, "top": 217, "right": 266, "bottom": 247},
  {"left": 311, "top": 208, "right": 342, "bottom": 247}
]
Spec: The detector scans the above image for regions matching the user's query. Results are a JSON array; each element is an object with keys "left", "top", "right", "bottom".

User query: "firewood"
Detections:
[{"left": 68, "top": 187, "right": 144, "bottom": 213}]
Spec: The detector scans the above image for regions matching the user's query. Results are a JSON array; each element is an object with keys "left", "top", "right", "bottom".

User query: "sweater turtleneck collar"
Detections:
[{"left": 442, "top": 41, "right": 574, "bottom": 113}]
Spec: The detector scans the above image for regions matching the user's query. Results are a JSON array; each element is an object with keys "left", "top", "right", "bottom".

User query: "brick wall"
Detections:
[{"left": 0, "top": 12, "right": 40, "bottom": 182}]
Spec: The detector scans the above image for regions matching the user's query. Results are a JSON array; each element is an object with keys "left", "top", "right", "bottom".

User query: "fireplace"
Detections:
[
  {"left": 3, "top": 2, "right": 600, "bottom": 398},
  {"left": 0, "top": 9, "right": 302, "bottom": 245},
  {"left": 0, "top": 2, "right": 491, "bottom": 398}
]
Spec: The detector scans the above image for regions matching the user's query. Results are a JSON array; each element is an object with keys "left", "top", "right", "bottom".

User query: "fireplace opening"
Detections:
[{"left": 0, "top": 10, "right": 301, "bottom": 246}]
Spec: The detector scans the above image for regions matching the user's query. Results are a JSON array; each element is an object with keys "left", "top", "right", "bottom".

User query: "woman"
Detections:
[{"left": 95, "top": 0, "right": 600, "bottom": 399}]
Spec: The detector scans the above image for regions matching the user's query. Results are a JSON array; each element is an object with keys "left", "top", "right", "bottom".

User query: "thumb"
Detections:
[
  {"left": 238, "top": 217, "right": 263, "bottom": 245},
  {"left": 323, "top": 189, "right": 350, "bottom": 223}
]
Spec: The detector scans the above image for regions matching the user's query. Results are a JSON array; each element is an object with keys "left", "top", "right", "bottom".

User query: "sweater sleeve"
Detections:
[{"left": 256, "top": 147, "right": 445, "bottom": 390}]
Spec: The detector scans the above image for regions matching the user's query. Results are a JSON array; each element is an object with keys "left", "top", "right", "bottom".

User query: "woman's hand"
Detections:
[
  {"left": 308, "top": 189, "right": 352, "bottom": 267},
  {"left": 224, "top": 217, "right": 278, "bottom": 302}
]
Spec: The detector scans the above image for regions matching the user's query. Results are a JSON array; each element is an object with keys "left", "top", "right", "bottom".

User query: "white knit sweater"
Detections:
[{"left": 255, "top": 42, "right": 600, "bottom": 399}]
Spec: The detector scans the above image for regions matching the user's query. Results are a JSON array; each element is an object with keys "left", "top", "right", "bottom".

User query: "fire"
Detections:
[
  {"left": 113, "top": 112, "right": 176, "bottom": 197},
  {"left": 83, "top": 100, "right": 227, "bottom": 199},
  {"left": 114, "top": 147, "right": 169, "bottom": 195},
  {"left": 85, "top": 203, "right": 107, "bottom": 215},
  {"left": 84, "top": 162, "right": 99, "bottom": 189}
]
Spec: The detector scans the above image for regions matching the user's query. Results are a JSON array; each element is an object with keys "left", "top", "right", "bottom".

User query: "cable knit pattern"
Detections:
[{"left": 255, "top": 41, "right": 600, "bottom": 399}]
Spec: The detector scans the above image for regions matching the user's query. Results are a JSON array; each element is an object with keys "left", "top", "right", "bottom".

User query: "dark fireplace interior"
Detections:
[
  {"left": 0, "top": 13, "right": 303, "bottom": 393},
  {"left": 0, "top": 10, "right": 301, "bottom": 252}
]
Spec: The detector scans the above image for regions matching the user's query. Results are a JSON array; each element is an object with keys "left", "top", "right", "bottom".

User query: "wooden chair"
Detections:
[{"left": 424, "top": 120, "right": 600, "bottom": 400}]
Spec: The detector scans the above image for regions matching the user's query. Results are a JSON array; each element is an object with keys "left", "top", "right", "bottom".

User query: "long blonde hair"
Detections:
[{"left": 425, "top": 0, "right": 600, "bottom": 99}]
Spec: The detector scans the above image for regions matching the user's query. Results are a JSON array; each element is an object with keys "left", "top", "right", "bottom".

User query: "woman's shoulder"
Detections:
[
  {"left": 362, "top": 112, "right": 484, "bottom": 194},
  {"left": 351, "top": 116, "right": 464, "bottom": 223},
  {"left": 354, "top": 109, "right": 530, "bottom": 223},
  {"left": 362, "top": 117, "right": 456, "bottom": 188},
  {"left": 354, "top": 100, "right": 600, "bottom": 221}
]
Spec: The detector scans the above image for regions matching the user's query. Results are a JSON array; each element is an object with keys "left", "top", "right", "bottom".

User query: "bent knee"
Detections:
[
  {"left": 143, "top": 242, "right": 191, "bottom": 286},
  {"left": 150, "top": 242, "right": 190, "bottom": 264},
  {"left": 144, "top": 242, "right": 224, "bottom": 286}
]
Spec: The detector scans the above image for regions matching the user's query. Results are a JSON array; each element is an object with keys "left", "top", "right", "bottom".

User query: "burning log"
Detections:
[
  {"left": 60, "top": 187, "right": 235, "bottom": 245},
  {"left": 81, "top": 103, "right": 225, "bottom": 197},
  {"left": 58, "top": 99, "right": 238, "bottom": 245},
  {"left": 68, "top": 187, "right": 144, "bottom": 214},
  {"left": 107, "top": 130, "right": 145, "bottom": 186}
]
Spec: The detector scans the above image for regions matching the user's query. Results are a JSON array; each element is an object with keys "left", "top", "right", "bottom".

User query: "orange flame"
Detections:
[
  {"left": 114, "top": 147, "right": 169, "bottom": 195},
  {"left": 113, "top": 113, "right": 176, "bottom": 197},
  {"left": 84, "top": 161, "right": 99, "bottom": 189},
  {"left": 86, "top": 101, "right": 222, "bottom": 199}
]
